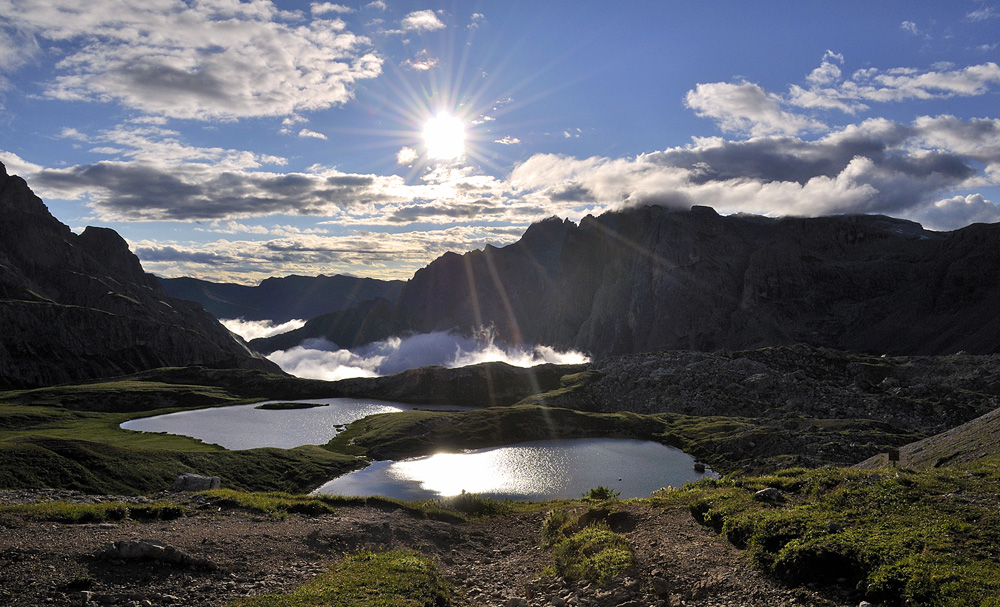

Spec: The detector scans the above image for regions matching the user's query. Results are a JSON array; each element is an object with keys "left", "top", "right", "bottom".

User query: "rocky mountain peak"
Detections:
[{"left": 0, "top": 162, "right": 282, "bottom": 388}]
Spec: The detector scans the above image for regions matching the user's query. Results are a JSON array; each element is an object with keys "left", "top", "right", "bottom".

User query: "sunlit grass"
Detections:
[{"left": 227, "top": 550, "right": 451, "bottom": 607}]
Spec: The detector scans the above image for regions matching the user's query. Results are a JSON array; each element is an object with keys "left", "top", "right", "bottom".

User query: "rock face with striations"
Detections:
[
  {"left": 253, "top": 204, "right": 1000, "bottom": 357},
  {"left": 0, "top": 162, "right": 282, "bottom": 389}
]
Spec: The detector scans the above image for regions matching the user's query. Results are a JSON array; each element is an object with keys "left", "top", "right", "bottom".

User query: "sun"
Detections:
[{"left": 422, "top": 112, "right": 466, "bottom": 160}]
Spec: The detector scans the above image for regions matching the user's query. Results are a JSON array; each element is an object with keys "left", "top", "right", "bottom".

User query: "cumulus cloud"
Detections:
[
  {"left": 0, "top": 0, "right": 382, "bottom": 120},
  {"left": 684, "top": 81, "right": 826, "bottom": 136},
  {"left": 913, "top": 194, "right": 1000, "bottom": 230},
  {"left": 401, "top": 10, "right": 446, "bottom": 32},
  {"left": 509, "top": 114, "right": 999, "bottom": 230},
  {"left": 310, "top": 3, "right": 353, "bottom": 15},
  {"left": 693, "top": 54, "right": 1000, "bottom": 135},
  {"left": 298, "top": 129, "right": 328, "bottom": 140},
  {"left": 265, "top": 330, "right": 589, "bottom": 381},
  {"left": 222, "top": 318, "right": 307, "bottom": 341}
]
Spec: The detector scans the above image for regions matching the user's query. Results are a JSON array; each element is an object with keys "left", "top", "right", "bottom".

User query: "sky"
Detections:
[{"left": 2, "top": 0, "right": 1000, "bottom": 284}]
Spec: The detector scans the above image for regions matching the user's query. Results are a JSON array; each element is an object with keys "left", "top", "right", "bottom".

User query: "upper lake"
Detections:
[{"left": 120, "top": 398, "right": 468, "bottom": 450}]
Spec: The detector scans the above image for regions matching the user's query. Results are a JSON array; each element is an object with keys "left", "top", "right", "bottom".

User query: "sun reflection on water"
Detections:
[{"left": 390, "top": 446, "right": 571, "bottom": 496}]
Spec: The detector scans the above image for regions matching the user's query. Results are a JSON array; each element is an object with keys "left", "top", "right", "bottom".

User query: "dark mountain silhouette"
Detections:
[
  {"left": 0, "top": 162, "right": 281, "bottom": 389},
  {"left": 159, "top": 274, "right": 403, "bottom": 323},
  {"left": 252, "top": 205, "right": 1000, "bottom": 357}
]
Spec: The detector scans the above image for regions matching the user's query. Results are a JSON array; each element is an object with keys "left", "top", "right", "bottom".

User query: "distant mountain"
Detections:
[
  {"left": 159, "top": 274, "right": 403, "bottom": 323},
  {"left": 252, "top": 205, "right": 1000, "bottom": 357},
  {"left": 0, "top": 162, "right": 281, "bottom": 389}
]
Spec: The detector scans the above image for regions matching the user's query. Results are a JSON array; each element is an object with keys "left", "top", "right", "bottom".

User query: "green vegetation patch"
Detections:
[
  {"left": 201, "top": 489, "right": 340, "bottom": 517},
  {"left": 656, "top": 461, "right": 1000, "bottom": 606},
  {"left": 542, "top": 493, "right": 636, "bottom": 586},
  {"left": 227, "top": 550, "right": 450, "bottom": 607},
  {"left": 0, "top": 437, "right": 362, "bottom": 495},
  {"left": 0, "top": 380, "right": 244, "bottom": 413},
  {"left": 0, "top": 500, "right": 184, "bottom": 523},
  {"left": 326, "top": 405, "right": 659, "bottom": 460},
  {"left": 255, "top": 402, "right": 329, "bottom": 410}
]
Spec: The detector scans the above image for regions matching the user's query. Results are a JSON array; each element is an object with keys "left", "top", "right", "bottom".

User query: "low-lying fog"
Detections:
[{"left": 223, "top": 319, "right": 589, "bottom": 381}]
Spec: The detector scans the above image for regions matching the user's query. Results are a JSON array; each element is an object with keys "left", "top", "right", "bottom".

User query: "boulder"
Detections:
[{"left": 171, "top": 473, "right": 220, "bottom": 492}]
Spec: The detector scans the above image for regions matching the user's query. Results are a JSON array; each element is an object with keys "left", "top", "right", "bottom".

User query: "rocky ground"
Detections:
[{"left": 0, "top": 490, "right": 855, "bottom": 607}]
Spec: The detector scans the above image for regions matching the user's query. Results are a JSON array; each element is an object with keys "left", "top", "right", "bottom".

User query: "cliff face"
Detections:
[
  {"left": 254, "top": 205, "right": 1000, "bottom": 357},
  {"left": 0, "top": 163, "right": 282, "bottom": 389}
]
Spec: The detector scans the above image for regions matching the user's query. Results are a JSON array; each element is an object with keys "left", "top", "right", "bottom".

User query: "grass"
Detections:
[
  {"left": 0, "top": 500, "right": 185, "bottom": 523},
  {"left": 654, "top": 460, "right": 1000, "bottom": 606},
  {"left": 326, "top": 404, "right": 661, "bottom": 460},
  {"left": 0, "top": 374, "right": 368, "bottom": 495},
  {"left": 541, "top": 497, "right": 635, "bottom": 585},
  {"left": 227, "top": 550, "right": 450, "bottom": 607}
]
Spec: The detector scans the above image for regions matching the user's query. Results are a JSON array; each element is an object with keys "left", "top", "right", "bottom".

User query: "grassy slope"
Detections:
[
  {"left": 658, "top": 460, "right": 1000, "bottom": 607},
  {"left": 0, "top": 378, "right": 362, "bottom": 495}
]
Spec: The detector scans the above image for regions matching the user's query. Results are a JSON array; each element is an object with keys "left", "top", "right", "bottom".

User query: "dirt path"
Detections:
[{"left": 0, "top": 494, "right": 853, "bottom": 607}]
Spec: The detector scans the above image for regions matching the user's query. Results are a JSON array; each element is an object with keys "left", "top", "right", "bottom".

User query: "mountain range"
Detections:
[
  {"left": 0, "top": 162, "right": 280, "bottom": 389},
  {"left": 252, "top": 205, "right": 1000, "bottom": 357},
  {"left": 159, "top": 275, "right": 403, "bottom": 323}
]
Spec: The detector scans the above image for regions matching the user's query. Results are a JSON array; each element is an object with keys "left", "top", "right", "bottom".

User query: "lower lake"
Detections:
[
  {"left": 123, "top": 401, "right": 715, "bottom": 500},
  {"left": 120, "top": 398, "right": 467, "bottom": 450},
  {"left": 313, "top": 438, "right": 715, "bottom": 501}
]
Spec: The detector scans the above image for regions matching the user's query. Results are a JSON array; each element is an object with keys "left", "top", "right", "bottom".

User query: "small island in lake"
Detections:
[{"left": 254, "top": 402, "right": 330, "bottom": 410}]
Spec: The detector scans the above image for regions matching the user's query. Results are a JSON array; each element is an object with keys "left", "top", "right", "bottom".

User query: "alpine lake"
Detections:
[{"left": 123, "top": 398, "right": 715, "bottom": 500}]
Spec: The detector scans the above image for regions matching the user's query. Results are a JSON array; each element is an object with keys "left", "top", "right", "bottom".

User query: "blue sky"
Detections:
[{"left": 2, "top": 0, "right": 999, "bottom": 283}]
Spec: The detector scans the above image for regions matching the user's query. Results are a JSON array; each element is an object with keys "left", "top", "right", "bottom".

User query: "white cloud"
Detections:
[
  {"left": 789, "top": 57, "right": 1000, "bottom": 114},
  {"left": 914, "top": 194, "right": 1000, "bottom": 230},
  {"left": 265, "top": 330, "right": 588, "bottom": 381},
  {"left": 397, "top": 146, "right": 418, "bottom": 164},
  {"left": 0, "top": 0, "right": 382, "bottom": 120},
  {"left": 310, "top": 3, "right": 353, "bottom": 15},
  {"left": 401, "top": 10, "right": 446, "bottom": 32},
  {"left": 495, "top": 136, "right": 521, "bottom": 145},
  {"left": 900, "top": 20, "right": 921, "bottom": 35},
  {"left": 222, "top": 318, "right": 306, "bottom": 340},
  {"left": 967, "top": 5, "right": 1000, "bottom": 21},
  {"left": 298, "top": 129, "right": 328, "bottom": 140},
  {"left": 684, "top": 81, "right": 826, "bottom": 136}
]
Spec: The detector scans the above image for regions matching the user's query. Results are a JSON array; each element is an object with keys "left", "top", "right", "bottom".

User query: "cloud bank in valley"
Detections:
[
  {"left": 221, "top": 318, "right": 306, "bottom": 341},
  {"left": 264, "top": 331, "right": 590, "bottom": 381}
]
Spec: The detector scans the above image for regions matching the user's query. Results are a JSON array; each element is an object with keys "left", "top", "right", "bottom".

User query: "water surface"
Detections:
[
  {"left": 313, "top": 438, "right": 714, "bottom": 501},
  {"left": 121, "top": 398, "right": 466, "bottom": 450}
]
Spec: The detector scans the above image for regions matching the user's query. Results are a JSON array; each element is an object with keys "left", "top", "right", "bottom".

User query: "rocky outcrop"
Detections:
[
  {"left": 0, "top": 162, "right": 282, "bottom": 389},
  {"left": 253, "top": 206, "right": 1000, "bottom": 357},
  {"left": 159, "top": 274, "right": 403, "bottom": 323}
]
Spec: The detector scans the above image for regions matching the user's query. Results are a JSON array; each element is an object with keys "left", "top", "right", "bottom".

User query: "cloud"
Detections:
[
  {"left": 789, "top": 58, "right": 1000, "bottom": 114},
  {"left": 967, "top": 5, "right": 1000, "bottom": 21},
  {"left": 494, "top": 136, "right": 521, "bottom": 145},
  {"left": 900, "top": 20, "right": 922, "bottom": 36},
  {"left": 265, "top": 330, "right": 589, "bottom": 381},
  {"left": 0, "top": 0, "right": 382, "bottom": 120},
  {"left": 310, "top": 3, "right": 353, "bottom": 15},
  {"left": 397, "top": 147, "right": 418, "bottom": 164},
  {"left": 684, "top": 81, "right": 826, "bottom": 136},
  {"left": 298, "top": 129, "right": 328, "bottom": 140},
  {"left": 221, "top": 318, "right": 306, "bottom": 340},
  {"left": 131, "top": 224, "right": 526, "bottom": 283},
  {"left": 401, "top": 10, "right": 446, "bottom": 32},
  {"left": 914, "top": 194, "right": 1000, "bottom": 230},
  {"left": 509, "top": 114, "right": 998, "bottom": 230}
]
